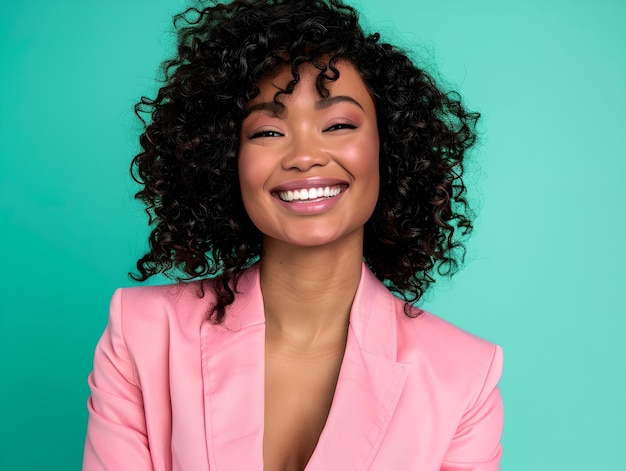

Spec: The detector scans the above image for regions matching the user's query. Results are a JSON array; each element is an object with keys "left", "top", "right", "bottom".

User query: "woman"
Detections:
[{"left": 83, "top": 0, "right": 503, "bottom": 469}]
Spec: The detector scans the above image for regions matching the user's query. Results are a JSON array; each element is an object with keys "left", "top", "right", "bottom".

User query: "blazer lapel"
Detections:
[
  {"left": 200, "top": 266, "right": 266, "bottom": 470},
  {"left": 305, "top": 265, "right": 410, "bottom": 470},
  {"left": 200, "top": 263, "right": 410, "bottom": 471}
]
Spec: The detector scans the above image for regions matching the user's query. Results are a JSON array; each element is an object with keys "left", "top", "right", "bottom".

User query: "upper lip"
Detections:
[{"left": 270, "top": 177, "right": 349, "bottom": 192}]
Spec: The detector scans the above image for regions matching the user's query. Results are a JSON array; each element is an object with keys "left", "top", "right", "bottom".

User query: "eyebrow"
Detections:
[
  {"left": 246, "top": 101, "right": 285, "bottom": 116},
  {"left": 246, "top": 94, "right": 364, "bottom": 116},
  {"left": 315, "top": 95, "right": 364, "bottom": 111}
]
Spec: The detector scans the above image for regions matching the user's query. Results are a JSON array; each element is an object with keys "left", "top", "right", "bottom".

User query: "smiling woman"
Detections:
[{"left": 82, "top": 1, "right": 501, "bottom": 470}]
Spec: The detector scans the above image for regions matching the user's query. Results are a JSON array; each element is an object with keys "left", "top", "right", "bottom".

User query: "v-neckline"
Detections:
[{"left": 200, "top": 264, "right": 411, "bottom": 470}]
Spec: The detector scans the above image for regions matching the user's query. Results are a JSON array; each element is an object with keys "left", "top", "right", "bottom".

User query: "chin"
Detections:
[{"left": 268, "top": 225, "right": 364, "bottom": 249}]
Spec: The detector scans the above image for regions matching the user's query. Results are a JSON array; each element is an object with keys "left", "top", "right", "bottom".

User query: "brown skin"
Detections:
[
  {"left": 261, "top": 242, "right": 359, "bottom": 470},
  {"left": 239, "top": 62, "right": 379, "bottom": 470}
]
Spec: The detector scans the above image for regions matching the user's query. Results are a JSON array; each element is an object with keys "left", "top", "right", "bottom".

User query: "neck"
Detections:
[{"left": 259, "top": 231, "right": 363, "bottom": 347}]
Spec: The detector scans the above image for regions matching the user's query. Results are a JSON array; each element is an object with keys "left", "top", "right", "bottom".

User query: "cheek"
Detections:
[
  {"left": 360, "top": 133, "right": 381, "bottom": 210},
  {"left": 237, "top": 146, "right": 276, "bottom": 230},
  {"left": 347, "top": 132, "right": 380, "bottom": 184},
  {"left": 237, "top": 149, "right": 260, "bottom": 209}
]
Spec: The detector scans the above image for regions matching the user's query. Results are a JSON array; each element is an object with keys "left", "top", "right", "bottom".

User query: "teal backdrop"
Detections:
[{"left": 1, "top": 0, "right": 625, "bottom": 469}]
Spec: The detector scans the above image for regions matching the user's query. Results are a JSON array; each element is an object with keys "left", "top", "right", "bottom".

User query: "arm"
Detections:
[
  {"left": 83, "top": 289, "right": 154, "bottom": 471},
  {"left": 441, "top": 345, "right": 504, "bottom": 471}
]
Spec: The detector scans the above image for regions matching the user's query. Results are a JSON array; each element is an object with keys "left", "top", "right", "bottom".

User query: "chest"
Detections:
[
  {"left": 148, "top": 314, "right": 430, "bottom": 470},
  {"left": 263, "top": 345, "right": 345, "bottom": 471}
]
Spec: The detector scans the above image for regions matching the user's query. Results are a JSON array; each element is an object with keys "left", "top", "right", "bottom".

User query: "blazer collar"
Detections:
[{"left": 201, "top": 263, "right": 410, "bottom": 470}]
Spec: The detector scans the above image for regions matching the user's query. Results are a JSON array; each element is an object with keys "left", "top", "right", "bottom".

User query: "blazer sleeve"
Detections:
[
  {"left": 83, "top": 289, "right": 154, "bottom": 471},
  {"left": 440, "top": 345, "right": 504, "bottom": 471}
]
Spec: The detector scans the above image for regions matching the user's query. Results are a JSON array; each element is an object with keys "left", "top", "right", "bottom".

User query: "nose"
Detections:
[{"left": 280, "top": 130, "right": 330, "bottom": 172}]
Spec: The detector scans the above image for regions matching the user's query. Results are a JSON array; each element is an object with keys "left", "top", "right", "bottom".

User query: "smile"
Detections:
[{"left": 276, "top": 186, "right": 346, "bottom": 202}]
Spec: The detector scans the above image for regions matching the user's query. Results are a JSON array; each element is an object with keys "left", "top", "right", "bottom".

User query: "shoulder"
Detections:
[
  {"left": 397, "top": 305, "right": 499, "bottom": 362},
  {"left": 105, "top": 280, "right": 216, "bottom": 354},
  {"left": 357, "top": 264, "right": 502, "bottom": 387},
  {"left": 395, "top": 300, "right": 503, "bottom": 407},
  {"left": 112, "top": 280, "right": 211, "bottom": 321},
  {"left": 112, "top": 280, "right": 210, "bottom": 313}
]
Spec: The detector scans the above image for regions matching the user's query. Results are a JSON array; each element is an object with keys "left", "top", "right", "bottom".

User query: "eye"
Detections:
[
  {"left": 250, "top": 129, "right": 284, "bottom": 139},
  {"left": 324, "top": 122, "right": 357, "bottom": 132}
]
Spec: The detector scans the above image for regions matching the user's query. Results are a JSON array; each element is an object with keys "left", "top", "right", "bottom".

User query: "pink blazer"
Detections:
[{"left": 83, "top": 263, "right": 503, "bottom": 470}]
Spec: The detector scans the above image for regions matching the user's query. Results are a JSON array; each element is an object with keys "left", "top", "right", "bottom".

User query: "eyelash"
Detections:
[
  {"left": 249, "top": 122, "right": 357, "bottom": 139},
  {"left": 324, "top": 122, "right": 357, "bottom": 132},
  {"left": 250, "top": 129, "right": 284, "bottom": 139}
]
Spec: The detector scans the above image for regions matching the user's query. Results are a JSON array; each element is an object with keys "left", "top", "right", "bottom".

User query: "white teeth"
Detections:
[{"left": 277, "top": 186, "right": 343, "bottom": 202}]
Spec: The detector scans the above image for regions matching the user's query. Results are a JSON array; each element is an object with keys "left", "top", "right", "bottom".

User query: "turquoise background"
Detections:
[{"left": 1, "top": 0, "right": 625, "bottom": 469}]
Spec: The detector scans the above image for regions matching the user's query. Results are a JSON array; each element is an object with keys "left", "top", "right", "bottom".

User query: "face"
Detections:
[{"left": 238, "top": 61, "right": 379, "bottom": 249}]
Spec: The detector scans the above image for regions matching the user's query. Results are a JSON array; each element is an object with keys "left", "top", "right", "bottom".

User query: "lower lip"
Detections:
[{"left": 273, "top": 190, "right": 345, "bottom": 215}]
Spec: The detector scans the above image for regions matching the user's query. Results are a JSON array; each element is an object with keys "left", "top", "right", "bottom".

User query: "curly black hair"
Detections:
[{"left": 131, "top": 0, "right": 480, "bottom": 323}]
